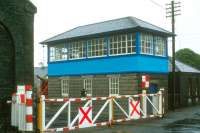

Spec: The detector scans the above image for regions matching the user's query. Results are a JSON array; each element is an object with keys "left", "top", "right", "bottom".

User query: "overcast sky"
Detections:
[{"left": 31, "top": 0, "right": 200, "bottom": 67}]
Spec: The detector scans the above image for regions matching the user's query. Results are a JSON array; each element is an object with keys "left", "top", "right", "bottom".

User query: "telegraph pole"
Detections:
[{"left": 166, "top": 1, "right": 181, "bottom": 109}]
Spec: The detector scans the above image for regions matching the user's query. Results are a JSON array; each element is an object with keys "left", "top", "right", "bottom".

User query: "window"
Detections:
[
  {"left": 49, "top": 46, "right": 55, "bottom": 61},
  {"left": 48, "top": 32, "right": 137, "bottom": 62},
  {"left": 87, "top": 38, "right": 106, "bottom": 57},
  {"left": 49, "top": 44, "right": 66, "bottom": 61},
  {"left": 127, "top": 33, "right": 136, "bottom": 53},
  {"left": 109, "top": 33, "right": 136, "bottom": 55},
  {"left": 83, "top": 78, "right": 92, "bottom": 96},
  {"left": 141, "top": 33, "right": 153, "bottom": 54},
  {"left": 109, "top": 76, "right": 119, "bottom": 96},
  {"left": 155, "top": 36, "right": 166, "bottom": 56},
  {"left": 61, "top": 46, "right": 68, "bottom": 60},
  {"left": 61, "top": 79, "right": 69, "bottom": 97},
  {"left": 68, "top": 41, "right": 85, "bottom": 59}
]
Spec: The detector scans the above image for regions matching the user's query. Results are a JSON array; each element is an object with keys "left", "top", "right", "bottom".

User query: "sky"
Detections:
[{"left": 31, "top": 0, "right": 200, "bottom": 67}]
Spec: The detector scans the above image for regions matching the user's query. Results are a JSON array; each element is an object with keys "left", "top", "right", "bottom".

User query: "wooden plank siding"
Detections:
[
  {"left": 48, "top": 73, "right": 168, "bottom": 106},
  {"left": 168, "top": 72, "right": 200, "bottom": 108}
]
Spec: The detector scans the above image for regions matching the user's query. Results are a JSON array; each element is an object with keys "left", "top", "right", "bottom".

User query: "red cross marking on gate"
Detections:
[
  {"left": 130, "top": 98, "right": 141, "bottom": 117},
  {"left": 79, "top": 106, "right": 92, "bottom": 125}
]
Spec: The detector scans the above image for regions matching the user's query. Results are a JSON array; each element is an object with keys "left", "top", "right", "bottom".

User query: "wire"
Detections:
[{"left": 148, "top": 0, "right": 165, "bottom": 9}]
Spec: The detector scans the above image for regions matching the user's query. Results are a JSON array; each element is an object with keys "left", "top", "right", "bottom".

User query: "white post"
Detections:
[
  {"left": 158, "top": 90, "right": 163, "bottom": 117},
  {"left": 68, "top": 100, "right": 71, "bottom": 129},
  {"left": 109, "top": 98, "right": 113, "bottom": 124},
  {"left": 196, "top": 88, "right": 199, "bottom": 103},
  {"left": 142, "top": 90, "right": 147, "bottom": 118},
  {"left": 41, "top": 95, "right": 46, "bottom": 131}
]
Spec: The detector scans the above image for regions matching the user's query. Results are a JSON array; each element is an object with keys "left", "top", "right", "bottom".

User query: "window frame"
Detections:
[
  {"left": 61, "top": 78, "right": 69, "bottom": 97},
  {"left": 109, "top": 76, "right": 120, "bottom": 96},
  {"left": 140, "top": 33, "right": 154, "bottom": 55},
  {"left": 83, "top": 78, "right": 92, "bottom": 97},
  {"left": 154, "top": 36, "right": 166, "bottom": 57},
  {"left": 109, "top": 33, "right": 136, "bottom": 56},
  {"left": 87, "top": 38, "right": 107, "bottom": 58},
  {"left": 68, "top": 41, "right": 86, "bottom": 60}
]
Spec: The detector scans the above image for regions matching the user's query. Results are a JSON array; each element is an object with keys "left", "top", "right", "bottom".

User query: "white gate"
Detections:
[{"left": 38, "top": 90, "right": 163, "bottom": 132}]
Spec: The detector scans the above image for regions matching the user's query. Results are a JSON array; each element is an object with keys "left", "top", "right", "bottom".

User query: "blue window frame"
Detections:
[{"left": 48, "top": 32, "right": 168, "bottom": 62}]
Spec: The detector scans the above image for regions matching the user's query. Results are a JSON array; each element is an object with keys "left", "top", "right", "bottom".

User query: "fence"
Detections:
[
  {"left": 38, "top": 90, "right": 163, "bottom": 132},
  {"left": 11, "top": 85, "right": 33, "bottom": 131}
]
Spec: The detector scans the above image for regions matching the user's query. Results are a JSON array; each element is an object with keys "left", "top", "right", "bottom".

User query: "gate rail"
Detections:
[{"left": 38, "top": 90, "right": 164, "bottom": 132}]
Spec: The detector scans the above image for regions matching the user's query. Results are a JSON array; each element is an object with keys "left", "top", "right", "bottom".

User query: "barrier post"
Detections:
[
  {"left": 158, "top": 90, "right": 163, "bottom": 117},
  {"left": 17, "top": 85, "right": 26, "bottom": 131},
  {"left": 68, "top": 100, "right": 71, "bottom": 128},
  {"left": 25, "top": 85, "right": 33, "bottom": 131},
  {"left": 109, "top": 97, "right": 113, "bottom": 125},
  {"left": 38, "top": 95, "right": 45, "bottom": 132},
  {"left": 11, "top": 93, "right": 17, "bottom": 127},
  {"left": 142, "top": 90, "right": 147, "bottom": 118}
]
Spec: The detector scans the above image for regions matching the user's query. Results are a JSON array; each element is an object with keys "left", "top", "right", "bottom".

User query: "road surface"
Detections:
[{"left": 70, "top": 105, "right": 200, "bottom": 133}]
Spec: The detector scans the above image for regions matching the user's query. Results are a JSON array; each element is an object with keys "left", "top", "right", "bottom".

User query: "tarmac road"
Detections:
[{"left": 70, "top": 105, "right": 200, "bottom": 133}]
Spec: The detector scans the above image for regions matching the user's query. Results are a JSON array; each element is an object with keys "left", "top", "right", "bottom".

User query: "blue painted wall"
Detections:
[{"left": 48, "top": 55, "right": 168, "bottom": 76}]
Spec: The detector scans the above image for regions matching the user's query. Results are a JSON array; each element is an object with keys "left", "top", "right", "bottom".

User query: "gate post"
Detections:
[
  {"left": 142, "top": 90, "right": 147, "bottom": 118},
  {"left": 68, "top": 100, "right": 71, "bottom": 128},
  {"left": 158, "top": 90, "right": 163, "bottom": 117},
  {"left": 38, "top": 95, "right": 45, "bottom": 132},
  {"left": 25, "top": 85, "right": 33, "bottom": 131},
  {"left": 109, "top": 97, "right": 113, "bottom": 125}
]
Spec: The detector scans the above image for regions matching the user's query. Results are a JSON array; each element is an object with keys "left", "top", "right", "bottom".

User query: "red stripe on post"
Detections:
[
  {"left": 26, "top": 115, "right": 33, "bottom": 123},
  {"left": 25, "top": 85, "right": 32, "bottom": 91},
  {"left": 146, "top": 75, "right": 150, "bottom": 81},
  {"left": 26, "top": 99, "right": 32, "bottom": 106},
  {"left": 63, "top": 98, "right": 69, "bottom": 102},
  {"left": 141, "top": 82, "right": 146, "bottom": 88},
  {"left": 75, "top": 98, "right": 82, "bottom": 102},
  {"left": 20, "top": 94, "right": 26, "bottom": 104},
  {"left": 63, "top": 127, "right": 69, "bottom": 132}
]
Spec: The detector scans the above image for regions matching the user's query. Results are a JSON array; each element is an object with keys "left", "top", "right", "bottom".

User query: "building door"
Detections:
[{"left": 0, "top": 23, "right": 15, "bottom": 131}]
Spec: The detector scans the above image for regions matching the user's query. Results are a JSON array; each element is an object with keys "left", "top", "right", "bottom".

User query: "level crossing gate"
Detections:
[{"left": 37, "top": 90, "right": 164, "bottom": 132}]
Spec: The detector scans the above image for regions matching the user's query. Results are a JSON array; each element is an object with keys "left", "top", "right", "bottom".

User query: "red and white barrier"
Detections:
[
  {"left": 25, "top": 85, "right": 33, "bottom": 131},
  {"left": 141, "top": 75, "right": 150, "bottom": 88},
  {"left": 39, "top": 91, "right": 163, "bottom": 132},
  {"left": 11, "top": 85, "right": 33, "bottom": 132}
]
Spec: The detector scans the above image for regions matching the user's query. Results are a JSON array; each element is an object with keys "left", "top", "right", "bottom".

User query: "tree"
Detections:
[{"left": 175, "top": 48, "right": 200, "bottom": 70}]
